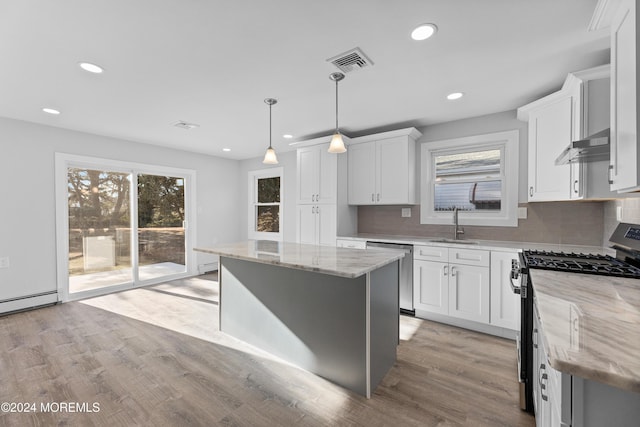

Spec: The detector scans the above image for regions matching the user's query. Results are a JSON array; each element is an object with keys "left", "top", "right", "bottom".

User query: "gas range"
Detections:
[{"left": 521, "top": 250, "right": 640, "bottom": 279}]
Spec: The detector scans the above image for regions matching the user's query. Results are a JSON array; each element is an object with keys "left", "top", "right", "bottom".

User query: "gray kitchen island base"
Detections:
[{"left": 219, "top": 256, "right": 399, "bottom": 397}]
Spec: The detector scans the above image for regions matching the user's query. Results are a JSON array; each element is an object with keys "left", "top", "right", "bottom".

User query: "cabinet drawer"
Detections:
[
  {"left": 449, "top": 248, "right": 490, "bottom": 267},
  {"left": 336, "top": 239, "right": 366, "bottom": 249},
  {"left": 414, "top": 245, "right": 448, "bottom": 262}
]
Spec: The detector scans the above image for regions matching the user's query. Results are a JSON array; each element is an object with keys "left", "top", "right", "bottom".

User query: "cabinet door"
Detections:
[
  {"left": 316, "top": 205, "right": 337, "bottom": 246},
  {"left": 317, "top": 148, "right": 337, "bottom": 204},
  {"left": 413, "top": 260, "right": 448, "bottom": 315},
  {"left": 448, "top": 264, "right": 490, "bottom": 323},
  {"left": 610, "top": 0, "right": 640, "bottom": 192},
  {"left": 297, "top": 147, "right": 319, "bottom": 204},
  {"left": 377, "top": 136, "right": 412, "bottom": 204},
  {"left": 348, "top": 142, "right": 377, "bottom": 204},
  {"left": 296, "top": 205, "right": 317, "bottom": 244},
  {"left": 528, "top": 96, "right": 573, "bottom": 201},
  {"left": 490, "top": 251, "right": 521, "bottom": 330}
]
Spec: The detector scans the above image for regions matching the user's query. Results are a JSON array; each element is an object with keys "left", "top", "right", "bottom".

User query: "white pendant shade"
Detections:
[
  {"left": 328, "top": 132, "right": 347, "bottom": 153},
  {"left": 262, "top": 98, "right": 279, "bottom": 164},
  {"left": 263, "top": 147, "right": 278, "bottom": 164}
]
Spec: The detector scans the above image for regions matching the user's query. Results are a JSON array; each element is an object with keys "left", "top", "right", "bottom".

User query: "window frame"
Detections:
[
  {"left": 248, "top": 167, "right": 284, "bottom": 241},
  {"left": 420, "top": 130, "right": 519, "bottom": 227}
]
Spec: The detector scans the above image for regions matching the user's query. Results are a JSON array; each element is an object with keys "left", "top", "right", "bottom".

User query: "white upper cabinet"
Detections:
[
  {"left": 297, "top": 145, "right": 337, "bottom": 205},
  {"left": 590, "top": 0, "right": 640, "bottom": 193},
  {"left": 610, "top": 0, "right": 640, "bottom": 192},
  {"left": 518, "top": 65, "right": 612, "bottom": 201},
  {"left": 522, "top": 94, "right": 576, "bottom": 201},
  {"left": 348, "top": 127, "right": 422, "bottom": 205}
]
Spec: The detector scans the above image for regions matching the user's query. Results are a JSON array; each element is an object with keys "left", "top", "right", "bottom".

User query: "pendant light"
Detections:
[
  {"left": 328, "top": 72, "right": 347, "bottom": 153},
  {"left": 262, "top": 98, "right": 279, "bottom": 164}
]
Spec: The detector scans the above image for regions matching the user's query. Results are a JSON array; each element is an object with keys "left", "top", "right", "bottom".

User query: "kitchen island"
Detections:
[{"left": 194, "top": 240, "right": 404, "bottom": 397}]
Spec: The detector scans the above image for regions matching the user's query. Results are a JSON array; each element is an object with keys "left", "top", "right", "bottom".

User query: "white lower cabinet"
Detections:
[
  {"left": 296, "top": 204, "right": 336, "bottom": 246},
  {"left": 448, "top": 263, "right": 490, "bottom": 323},
  {"left": 335, "top": 239, "right": 367, "bottom": 249},
  {"left": 413, "top": 245, "right": 519, "bottom": 338},
  {"left": 414, "top": 260, "right": 449, "bottom": 315},
  {"left": 414, "top": 246, "right": 490, "bottom": 323},
  {"left": 490, "top": 251, "right": 521, "bottom": 330}
]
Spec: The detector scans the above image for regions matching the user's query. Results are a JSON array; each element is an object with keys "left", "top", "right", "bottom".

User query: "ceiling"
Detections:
[{"left": 0, "top": 0, "right": 609, "bottom": 160}]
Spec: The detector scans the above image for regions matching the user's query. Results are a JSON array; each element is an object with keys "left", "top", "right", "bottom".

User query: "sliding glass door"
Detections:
[
  {"left": 67, "top": 168, "right": 133, "bottom": 293},
  {"left": 137, "top": 174, "right": 186, "bottom": 281},
  {"left": 58, "top": 155, "right": 193, "bottom": 300}
]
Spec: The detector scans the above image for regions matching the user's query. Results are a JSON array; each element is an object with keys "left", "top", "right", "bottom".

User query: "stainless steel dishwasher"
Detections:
[{"left": 365, "top": 241, "right": 414, "bottom": 315}]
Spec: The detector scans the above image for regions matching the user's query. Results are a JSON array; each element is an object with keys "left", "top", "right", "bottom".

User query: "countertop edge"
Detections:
[{"left": 194, "top": 246, "right": 404, "bottom": 279}]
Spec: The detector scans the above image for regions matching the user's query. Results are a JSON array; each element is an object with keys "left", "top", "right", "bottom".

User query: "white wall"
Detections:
[
  {"left": 0, "top": 117, "right": 241, "bottom": 300},
  {"left": 416, "top": 109, "right": 529, "bottom": 203},
  {"left": 238, "top": 150, "right": 297, "bottom": 242}
]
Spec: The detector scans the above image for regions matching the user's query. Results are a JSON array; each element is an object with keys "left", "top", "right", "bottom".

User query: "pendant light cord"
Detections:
[
  {"left": 335, "top": 79, "right": 339, "bottom": 131},
  {"left": 269, "top": 102, "right": 273, "bottom": 149}
]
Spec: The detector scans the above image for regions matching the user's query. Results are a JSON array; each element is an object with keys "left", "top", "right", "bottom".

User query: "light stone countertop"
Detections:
[
  {"left": 530, "top": 269, "right": 640, "bottom": 393},
  {"left": 194, "top": 240, "right": 404, "bottom": 279},
  {"left": 338, "top": 233, "right": 612, "bottom": 255}
]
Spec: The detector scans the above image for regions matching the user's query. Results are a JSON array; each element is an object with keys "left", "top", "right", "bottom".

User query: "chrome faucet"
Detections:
[{"left": 453, "top": 207, "right": 464, "bottom": 240}]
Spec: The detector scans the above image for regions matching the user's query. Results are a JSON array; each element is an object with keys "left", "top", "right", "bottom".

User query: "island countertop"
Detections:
[
  {"left": 194, "top": 240, "right": 405, "bottom": 279},
  {"left": 530, "top": 269, "right": 640, "bottom": 393}
]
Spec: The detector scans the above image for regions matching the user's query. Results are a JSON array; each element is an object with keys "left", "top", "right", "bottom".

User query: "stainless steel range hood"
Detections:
[{"left": 555, "top": 128, "right": 610, "bottom": 165}]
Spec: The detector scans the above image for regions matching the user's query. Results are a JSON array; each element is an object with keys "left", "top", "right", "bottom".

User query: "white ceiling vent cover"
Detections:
[
  {"left": 327, "top": 47, "right": 374, "bottom": 73},
  {"left": 173, "top": 120, "right": 200, "bottom": 130}
]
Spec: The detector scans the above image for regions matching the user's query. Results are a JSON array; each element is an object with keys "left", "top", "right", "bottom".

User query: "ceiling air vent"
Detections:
[
  {"left": 327, "top": 47, "right": 373, "bottom": 73},
  {"left": 172, "top": 120, "right": 200, "bottom": 130}
]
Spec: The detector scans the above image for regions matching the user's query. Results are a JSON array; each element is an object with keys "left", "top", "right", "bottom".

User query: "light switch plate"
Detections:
[
  {"left": 0, "top": 257, "right": 9, "bottom": 269},
  {"left": 616, "top": 206, "right": 623, "bottom": 221},
  {"left": 401, "top": 208, "right": 411, "bottom": 218},
  {"left": 517, "top": 207, "right": 528, "bottom": 219}
]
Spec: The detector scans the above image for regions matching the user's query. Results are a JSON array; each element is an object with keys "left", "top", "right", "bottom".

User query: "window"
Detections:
[
  {"left": 248, "top": 168, "right": 283, "bottom": 240},
  {"left": 421, "top": 130, "right": 519, "bottom": 227}
]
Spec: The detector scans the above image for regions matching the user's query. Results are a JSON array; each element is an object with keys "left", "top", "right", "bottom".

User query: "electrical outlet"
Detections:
[
  {"left": 401, "top": 208, "right": 411, "bottom": 218},
  {"left": 616, "top": 206, "right": 623, "bottom": 221},
  {"left": 0, "top": 257, "right": 9, "bottom": 269}
]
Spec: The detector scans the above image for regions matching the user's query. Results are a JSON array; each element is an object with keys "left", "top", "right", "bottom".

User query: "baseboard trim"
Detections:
[{"left": 0, "top": 292, "right": 59, "bottom": 315}]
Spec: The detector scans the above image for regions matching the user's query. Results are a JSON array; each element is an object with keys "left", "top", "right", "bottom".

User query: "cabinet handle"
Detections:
[
  {"left": 443, "top": 265, "right": 448, "bottom": 276},
  {"left": 451, "top": 266, "right": 456, "bottom": 277},
  {"left": 316, "top": 206, "right": 320, "bottom": 214},
  {"left": 529, "top": 187, "right": 533, "bottom": 197},
  {"left": 573, "top": 180, "right": 579, "bottom": 194},
  {"left": 608, "top": 165, "right": 614, "bottom": 185},
  {"left": 316, "top": 194, "right": 319, "bottom": 201},
  {"left": 377, "top": 193, "right": 380, "bottom": 202},
  {"left": 312, "top": 206, "right": 315, "bottom": 214},
  {"left": 540, "top": 364, "right": 549, "bottom": 402},
  {"left": 533, "top": 328, "right": 538, "bottom": 349},
  {"left": 371, "top": 193, "right": 375, "bottom": 202}
]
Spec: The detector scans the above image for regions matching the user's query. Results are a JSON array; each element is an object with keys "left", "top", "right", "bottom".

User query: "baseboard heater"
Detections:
[{"left": 0, "top": 291, "right": 58, "bottom": 315}]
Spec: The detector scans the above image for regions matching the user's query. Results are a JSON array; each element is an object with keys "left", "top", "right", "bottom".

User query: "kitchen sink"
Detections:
[{"left": 429, "top": 239, "right": 479, "bottom": 245}]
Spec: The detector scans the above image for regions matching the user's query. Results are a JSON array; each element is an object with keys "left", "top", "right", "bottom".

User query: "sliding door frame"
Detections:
[{"left": 55, "top": 153, "right": 197, "bottom": 302}]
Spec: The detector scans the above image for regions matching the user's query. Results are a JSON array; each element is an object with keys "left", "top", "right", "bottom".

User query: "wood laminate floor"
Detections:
[{"left": 0, "top": 274, "right": 535, "bottom": 426}]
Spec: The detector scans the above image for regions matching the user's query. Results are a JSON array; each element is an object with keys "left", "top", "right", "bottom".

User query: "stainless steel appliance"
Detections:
[
  {"left": 366, "top": 241, "right": 414, "bottom": 315},
  {"left": 510, "top": 222, "right": 640, "bottom": 413}
]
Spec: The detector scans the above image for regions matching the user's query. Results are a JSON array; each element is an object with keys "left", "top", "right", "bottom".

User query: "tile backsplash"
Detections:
[{"left": 358, "top": 201, "right": 605, "bottom": 246}]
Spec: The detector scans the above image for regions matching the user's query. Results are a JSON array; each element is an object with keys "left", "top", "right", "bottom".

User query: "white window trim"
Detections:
[
  {"left": 54, "top": 153, "right": 197, "bottom": 302},
  {"left": 248, "top": 167, "right": 284, "bottom": 241},
  {"left": 420, "top": 130, "right": 519, "bottom": 227}
]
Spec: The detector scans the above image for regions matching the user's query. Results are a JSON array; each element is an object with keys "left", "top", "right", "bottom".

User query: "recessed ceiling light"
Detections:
[
  {"left": 222, "top": 148, "right": 231, "bottom": 152},
  {"left": 42, "top": 108, "right": 61, "bottom": 115},
  {"left": 411, "top": 23, "right": 438, "bottom": 41},
  {"left": 79, "top": 62, "right": 104, "bottom": 74},
  {"left": 283, "top": 134, "right": 293, "bottom": 139},
  {"left": 447, "top": 92, "right": 464, "bottom": 100}
]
